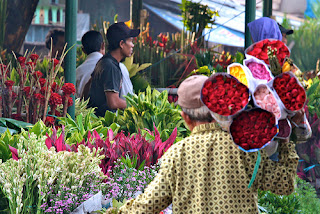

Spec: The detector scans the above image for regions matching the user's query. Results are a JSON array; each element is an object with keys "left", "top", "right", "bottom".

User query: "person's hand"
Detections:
[{"left": 289, "top": 109, "right": 305, "bottom": 125}]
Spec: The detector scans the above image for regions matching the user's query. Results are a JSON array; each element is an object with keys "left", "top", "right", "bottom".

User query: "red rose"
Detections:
[
  {"left": 241, "top": 143, "right": 250, "bottom": 150},
  {"left": 202, "top": 88, "right": 208, "bottom": 96},
  {"left": 204, "top": 81, "right": 212, "bottom": 88}
]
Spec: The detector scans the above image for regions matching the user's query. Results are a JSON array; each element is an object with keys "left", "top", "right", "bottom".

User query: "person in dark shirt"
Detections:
[{"left": 87, "top": 22, "right": 140, "bottom": 117}]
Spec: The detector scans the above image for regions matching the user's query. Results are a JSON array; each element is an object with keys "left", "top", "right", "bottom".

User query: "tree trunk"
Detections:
[{"left": 3, "top": 0, "right": 39, "bottom": 53}]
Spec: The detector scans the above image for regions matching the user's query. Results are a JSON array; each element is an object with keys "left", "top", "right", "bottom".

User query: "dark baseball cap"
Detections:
[
  {"left": 107, "top": 22, "right": 140, "bottom": 45},
  {"left": 278, "top": 24, "right": 294, "bottom": 35}
]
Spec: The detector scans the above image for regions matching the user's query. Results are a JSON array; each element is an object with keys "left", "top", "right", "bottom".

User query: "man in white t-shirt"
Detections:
[
  {"left": 76, "top": 30, "right": 134, "bottom": 99},
  {"left": 76, "top": 30, "right": 105, "bottom": 98}
]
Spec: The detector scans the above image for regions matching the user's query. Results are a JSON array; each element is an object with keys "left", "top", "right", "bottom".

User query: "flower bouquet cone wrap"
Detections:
[
  {"left": 230, "top": 108, "right": 279, "bottom": 188},
  {"left": 227, "top": 63, "right": 252, "bottom": 91},
  {"left": 270, "top": 71, "right": 307, "bottom": 115},
  {"left": 201, "top": 73, "right": 250, "bottom": 131},
  {"left": 253, "top": 84, "right": 287, "bottom": 120},
  {"left": 245, "top": 39, "right": 290, "bottom": 66},
  {"left": 244, "top": 56, "right": 274, "bottom": 92}
]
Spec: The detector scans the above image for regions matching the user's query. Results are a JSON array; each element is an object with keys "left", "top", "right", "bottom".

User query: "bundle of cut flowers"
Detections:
[
  {"left": 230, "top": 108, "right": 278, "bottom": 151},
  {"left": 201, "top": 73, "right": 250, "bottom": 116},
  {"left": 246, "top": 39, "right": 290, "bottom": 66},
  {"left": 272, "top": 72, "right": 306, "bottom": 112},
  {"left": 0, "top": 49, "right": 75, "bottom": 126}
]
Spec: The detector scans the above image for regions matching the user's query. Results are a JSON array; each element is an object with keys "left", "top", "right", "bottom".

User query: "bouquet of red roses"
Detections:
[
  {"left": 230, "top": 108, "right": 278, "bottom": 152},
  {"left": 246, "top": 39, "right": 290, "bottom": 66},
  {"left": 272, "top": 72, "right": 306, "bottom": 112},
  {"left": 201, "top": 73, "right": 250, "bottom": 130}
]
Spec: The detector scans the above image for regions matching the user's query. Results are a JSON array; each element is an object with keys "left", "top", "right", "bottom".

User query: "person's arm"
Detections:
[
  {"left": 105, "top": 91, "right": 126, "bottom": 109},
  {"left": 117, "top": 149, "right": 175, "bottom": 213},
  {"left": 247, "top": 139, "right": 299, "bottom": 195},
  {"left": 102, "top": 65, "right": 126, "bottom": 110}
]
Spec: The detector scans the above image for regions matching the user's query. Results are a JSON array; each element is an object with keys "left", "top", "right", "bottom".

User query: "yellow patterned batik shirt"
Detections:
[{"left": 119, "top": 123, "right": 299, "bottom": 214}]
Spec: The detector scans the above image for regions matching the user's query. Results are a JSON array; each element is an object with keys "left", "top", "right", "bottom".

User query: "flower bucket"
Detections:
[
  {"left": 245, "top": 39, "right": 290, "bottom": 66},
  {"left": 200, "top": 73, "right": 251, "bottom": 131}
]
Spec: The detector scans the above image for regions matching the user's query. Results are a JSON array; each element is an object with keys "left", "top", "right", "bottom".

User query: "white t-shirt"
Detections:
[
  {"left": 119, "top": 62, "right": 133, "bottom": 99},
  {"left": 76, "top": 52, "right": 103, "bottom": 98}
]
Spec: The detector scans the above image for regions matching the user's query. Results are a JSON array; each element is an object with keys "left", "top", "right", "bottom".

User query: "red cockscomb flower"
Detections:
[
  {"left": 23, "top": 86, "right": 31, "bottom": 97},
  {"left": 39, "top": 78, "right": 46, "bottom": 87},
  {"left": 45, "top": 116, "right": 55, "bottom": 126},
  {"left": 17, "top": 56, "right": 26, "bottom": 65},
  {"left": 4, "top": 80, "right": 15, "bottom": 90},
  {"left": 49, "top": 93, "right": 62, "bottom": 106},
  {"left": 33, "top": 71, "right": 43, "bottom": 79},
  {"left": 12, "top": 91, "right": 17, "bottom": 99},
  {"left": 33, "top": 93, "right": 44, "bottom": 101},
  {"left": 53, "top": 58, "right": 59, "bottom": 67},
  {"left": 62, "top": 83, "right": 76, "bottom": 95},
  {"left": 63, "top": 96, "right": 73, "bottom": 107},
  {"left": 30, "top": 54, "right": 39, "bottom": 62}
]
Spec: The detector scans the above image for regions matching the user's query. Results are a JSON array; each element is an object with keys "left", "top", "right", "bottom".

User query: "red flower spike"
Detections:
[{"left": 62, "top": 83, "right": 76, "bottom": 95}]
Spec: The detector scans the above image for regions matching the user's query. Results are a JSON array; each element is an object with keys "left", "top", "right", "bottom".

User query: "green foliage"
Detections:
[
  {"left": 306, "top": 77, "right": 320, "bottom": 117},
  {"left": 287, "top": 17, "right": 320, "bottom": 72},
  {"left": 58, "top": 108, "right": 117, "bottom": 145},
  {"left": 258, "top": 177, "right": 320, "bottom": 214},
  {"left": 180, "top": 0, "right": 219, "bottom": 38},
  {"left": 0, "top": 118, "right": 33, "bottom": 135},
  {"left": 123, "top": 54, "right": 152, "bottom": 78},
  {"left": 76, "top": 46, "right": 87, "bottom": 68},
  {"left": 101, "top": 86, "right": 189, "bottom": 142},
  {"left": 258, "top": 189, "right": 301, "bottom": 214},
  {"left": 120, "top": 155, "right": 145, "bottom": 171}
]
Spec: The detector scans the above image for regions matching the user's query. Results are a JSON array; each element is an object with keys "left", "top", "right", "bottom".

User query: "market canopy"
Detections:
[{"left": 144, "top": 0, "right": 301, "bottom": 48}]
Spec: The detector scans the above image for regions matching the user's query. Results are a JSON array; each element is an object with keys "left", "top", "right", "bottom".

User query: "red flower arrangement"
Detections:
[
  {"left": 4, "top": 80, "right": 15, "bottom": 90},
  {"left": 246, "top": 39, "right": 290, "bottom": 66},
  {"left": 201, "top": 74, "right": 249, "bottom": 116},
  {"left": 272, "top": 72, "right": 306, "bottom": 111},
  {"left": 230, "top": 109, "right": 278, "bottom": 151}
]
